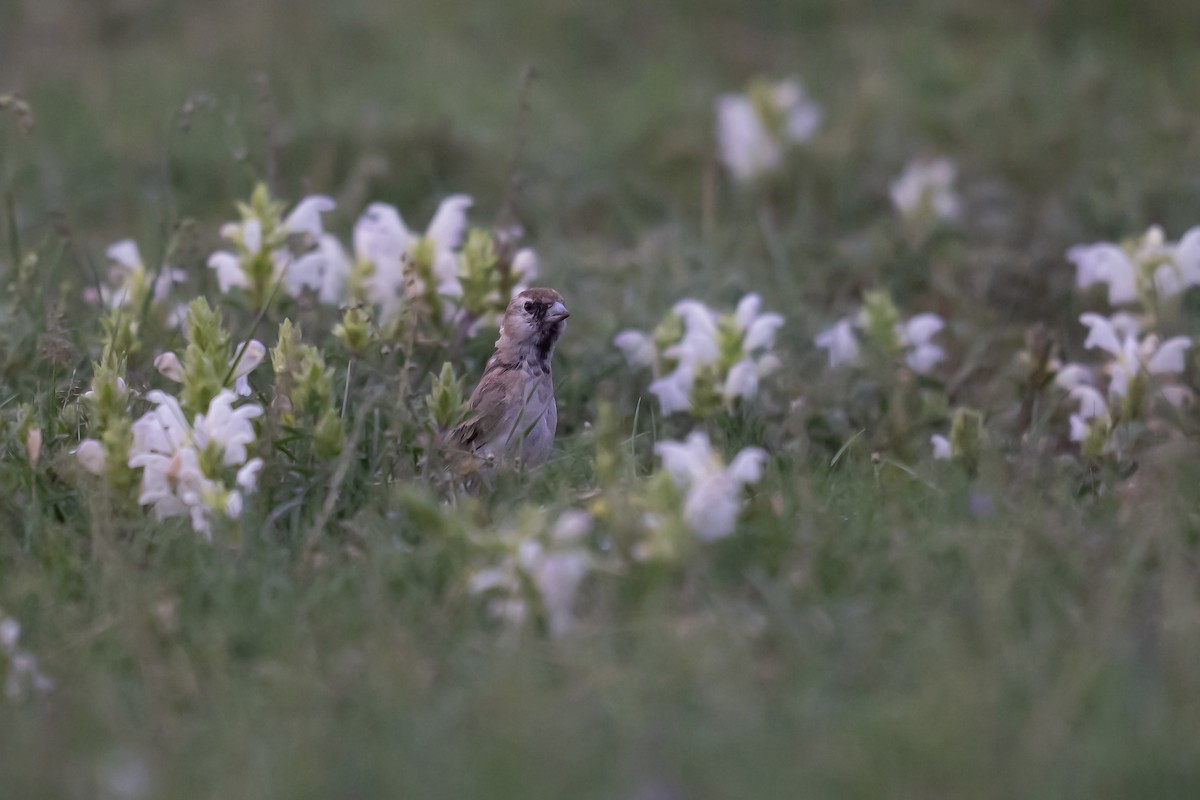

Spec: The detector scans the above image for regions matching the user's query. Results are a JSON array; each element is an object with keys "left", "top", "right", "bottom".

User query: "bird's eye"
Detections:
[{"left": 524, "top": 301, "right": 534, "bottom": 313}]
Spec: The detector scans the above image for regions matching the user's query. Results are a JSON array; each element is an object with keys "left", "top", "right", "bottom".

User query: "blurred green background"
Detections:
[
  {"left": 5, "top": 0, "right": 1200, "bottom": 351},
  {"left": 5, "top": 0, "right": 1200, "bottom": 250}
]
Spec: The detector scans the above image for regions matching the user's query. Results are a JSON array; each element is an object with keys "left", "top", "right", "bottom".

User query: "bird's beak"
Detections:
[{"left": 545, "top": 301, "right": 570, "bottom": 322}]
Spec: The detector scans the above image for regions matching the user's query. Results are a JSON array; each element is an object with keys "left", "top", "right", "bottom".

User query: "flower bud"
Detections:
[
  {"left": 426, "top": 362, "right": 470, "bottom": 430},
  {"left": 313, "top": 408, "right": 344, "bottom": 459},
  {"left": 230, "top": 340, "right": 266, "bottom": 380},
  {"left": 25, "top": 427, "right": 42, "bottom": 468},
  {"left": 154, "top": 352, "right": 185, "bottom": 382},
  {"left": 858, "top": 290, "right": 902, "bottom": 355},
  {"left": 334, "top": 306, "right": 373, "bottom": 356}
]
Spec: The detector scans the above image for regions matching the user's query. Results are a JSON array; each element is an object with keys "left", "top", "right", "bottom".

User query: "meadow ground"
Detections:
[{"left": 3, "top": 1, "right": 1200, "bottom": 797}]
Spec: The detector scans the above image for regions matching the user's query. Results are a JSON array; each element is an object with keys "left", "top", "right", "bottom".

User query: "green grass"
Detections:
[{"left": 4, "top": 0, "right": 1200, "bottom": 797}]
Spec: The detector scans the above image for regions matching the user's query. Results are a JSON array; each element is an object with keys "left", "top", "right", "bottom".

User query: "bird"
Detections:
[{"left": 449, "top": 287, "right": 570, "bottom": 467}]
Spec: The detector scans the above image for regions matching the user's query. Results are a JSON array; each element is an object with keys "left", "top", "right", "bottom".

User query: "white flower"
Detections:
[
  {"left": 208, "top": 196, "right": 335, "bottom": 299},
  {"left": 931, "top": 434, "right": 952, "bottom": 460},
  {"left": 1162, "top": 385, "right": 1193, "bottom": 408},
  {"left": 0, "top": 618, "right": 19, "bottom": 651},
  {"left": 774, "top": 79, "right": 823, "bottom": 142},
  {"left": 1068, "top": 385, "right": 1110, "bottom": 443},
  {"left": 153, "top": 352, "right": 185, "bottom": 382},
  {"left": 0, "top": 615, "right": 53, "bottom": 699},
  {"left": 127, "top": 390, "right": 263, "bottom": 538},
  {"left": 644, "top": 300, "right": 719, "bottom": 415},
  {"left": 1080, "top": 312, "right": 1192, "bottom": 399},
  {"left": 723, "top": 361, "right": 759, "bottom": 404},
  {"left": 426, "top": 195, "right": 473, "bottom": 255},
  {"left": 815, "top": 318, "right": 860, "bottom": 369},
  {"left": 352, "top": 203, "right": 408, "bottom": 319},
  {"left": 282, "top": 195, "right": 335, "bottom": 239},
  {"left": 1148, "top": 336, "right": 1191, "bottom": 373},
  {"left": 714, "top": 78, "right": 822, "bottom": 182},
  {"left": 721, "top": 294, "right": 784, "bottom": 404},
  {"left": 1171, "top": 226, "right": 1200, "bottom": 291},
  {"left": 715, "top": 95, "right": 782, "bottom": 183},
  {"left": 511, "top": 248, "right": 539, "bottom": 294},
  {"left": 552, "top": 509, "right": 592, "bottom": 543},
  {"left": 286, "top": 234, "right": 351, "bottom": 304},
  {"left": 649, "top": 365, "right": 695, "bottom": 414},
  {"left": 1070, "top": 385, "right": 1109, "bottom": 419},
  {"left": 86, "top": 240, "right": 187, "bottom": 308},
  {"left": 76, "top": 439, "right": 107, "bottom": 475},
  {"left": 154, "top": 340, "right": 264, "bottom": 397},
  {"left": 352, "top": 195, "right": 472, "bottom": 319},
  {"left": 208, "top": 217, "right": 271, "bottom": 294},
  {"left": 129, "top": 392, "right": 206, "bottom": 522},
  {"left": 1067, "top": 242, "right": 1138, "bottom": 306},
  {"left": 666, "top": 300, "right": 721, "bottom": 367},
  {"left": 353, "top": 203, "right": 408, "bottom": 264},
  {"left": 1054, "top": 363, "right": 1094, "bottom": 391},
  {"left": 469, "top": 510, "right": 594, "bottom": 637},
  {"left": 624, "top": 294, "right": 783, "bottom": 414},
  {"left": 890, "top": 158, "right": 961, "bottom": 223},
  {"left": 192, "top": 391, "right": 263, "bottom": 469},
  {"left": 520, "top": 511, "right": 594, "bottom": 637},
  {"left": 736, "top": 293, "right": 784, "bottom": 353},
  {"left": 817, "top": 307, "right": 945, "bottom": 375},
  {"left": 525, "top": 551, "right": 590, "bottom": 638},
  {"left": 230, "top": 339, "right": 266, "bottom": 397},
  {"left": 613, "top": 330, "right": 656, "bottom": 367},
  {"left": 655, "top": 431, "right": 767, "bottom": 542},
  {"left": 207, "top": 251, "right": 249, "bottom": 293},
  {"left": 1069, "top": 225, "right": 1200, "bottom": 307},
  {"left": 897, "top": 313, "right": 946, "bottom": 375}
]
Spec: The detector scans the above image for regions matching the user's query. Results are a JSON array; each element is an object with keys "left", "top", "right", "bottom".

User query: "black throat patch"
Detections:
[{"left": 535, "top": 321, "right": 561, "bottom": 369}]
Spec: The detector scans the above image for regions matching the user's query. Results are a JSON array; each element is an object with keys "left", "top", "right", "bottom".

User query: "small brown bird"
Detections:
[{"left": 450, "top": 288, "right": 570, "bottom": 467}]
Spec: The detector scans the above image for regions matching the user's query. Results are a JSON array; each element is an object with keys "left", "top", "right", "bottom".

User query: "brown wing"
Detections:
[{"left": 448, "top": 366, "right": 513, "bottom": 452}]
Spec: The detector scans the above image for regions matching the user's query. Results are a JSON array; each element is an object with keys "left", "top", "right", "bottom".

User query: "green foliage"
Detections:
[
  {"left": 425, "top": 361, "right": 471, "bottom": 431},
  {"left": 180, "top": 298, "right": 234, "bottom": 416},
  {"left": 272, "top": 319, "right": 343, "bottom": 458},
  {"left": 948, "top": 406, "right": 983, "bottom": 477},
  {"left": 333, "top": 305, "right": 373, "bottom": 357},
  {"left": 859, "top": 290, "right": 903, "bottom": 357},
  {"left": 456, "top": 227, "right": 517, "bottom": 325}
]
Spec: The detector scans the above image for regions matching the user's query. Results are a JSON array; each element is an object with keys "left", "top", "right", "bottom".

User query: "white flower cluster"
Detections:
[
  {"left": 815, "top": 307, "right": 946, "bottom": 375},
  {"left": 76, "top": 374, "right": 129, "bottom": 476},
  {"left": 653, "top": 431, "right": 766, "bottom": 543},
  {"left": 154, "top": 338, "right": 266, "bottom": 398},
  {"left": 127, "top": 390, "right": 264, "bottom": 537},
  {"left": 469, "top": 510, "right": 594, "bottom": 637},
  {"left": 351, "top": 196, "right": 473, "bottom": 317},
  {"left": 1056, "top": 312, "right": 1191, "bottom": 453},
  {"left": 208, "top": 193, "right": 336, "bottom": 296},
  {"left": 890, "top": 158, "right": 961, "bottom": 224},
  {"left": 1068, "top": 224, "right": 1200, "bottom": 307},
  {"left": 614, "top": 293, "right": 783, "bottom": 416},
  {"left": 715, "top": 77, "right": 822, "bottom": 182},
  {"left": 0, "top": 615, "right": 53, "bottom": 700},
  {"left": 210, "top": 189, "right": 538, "bottom": 329},
  {"left": 85, "top": 240, "right": 187, "bottom": 312}
]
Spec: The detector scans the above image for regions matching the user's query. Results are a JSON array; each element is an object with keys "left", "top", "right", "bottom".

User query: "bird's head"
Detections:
[{"left": 498, "top": 287, "right": 570, "bottom": 361}]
